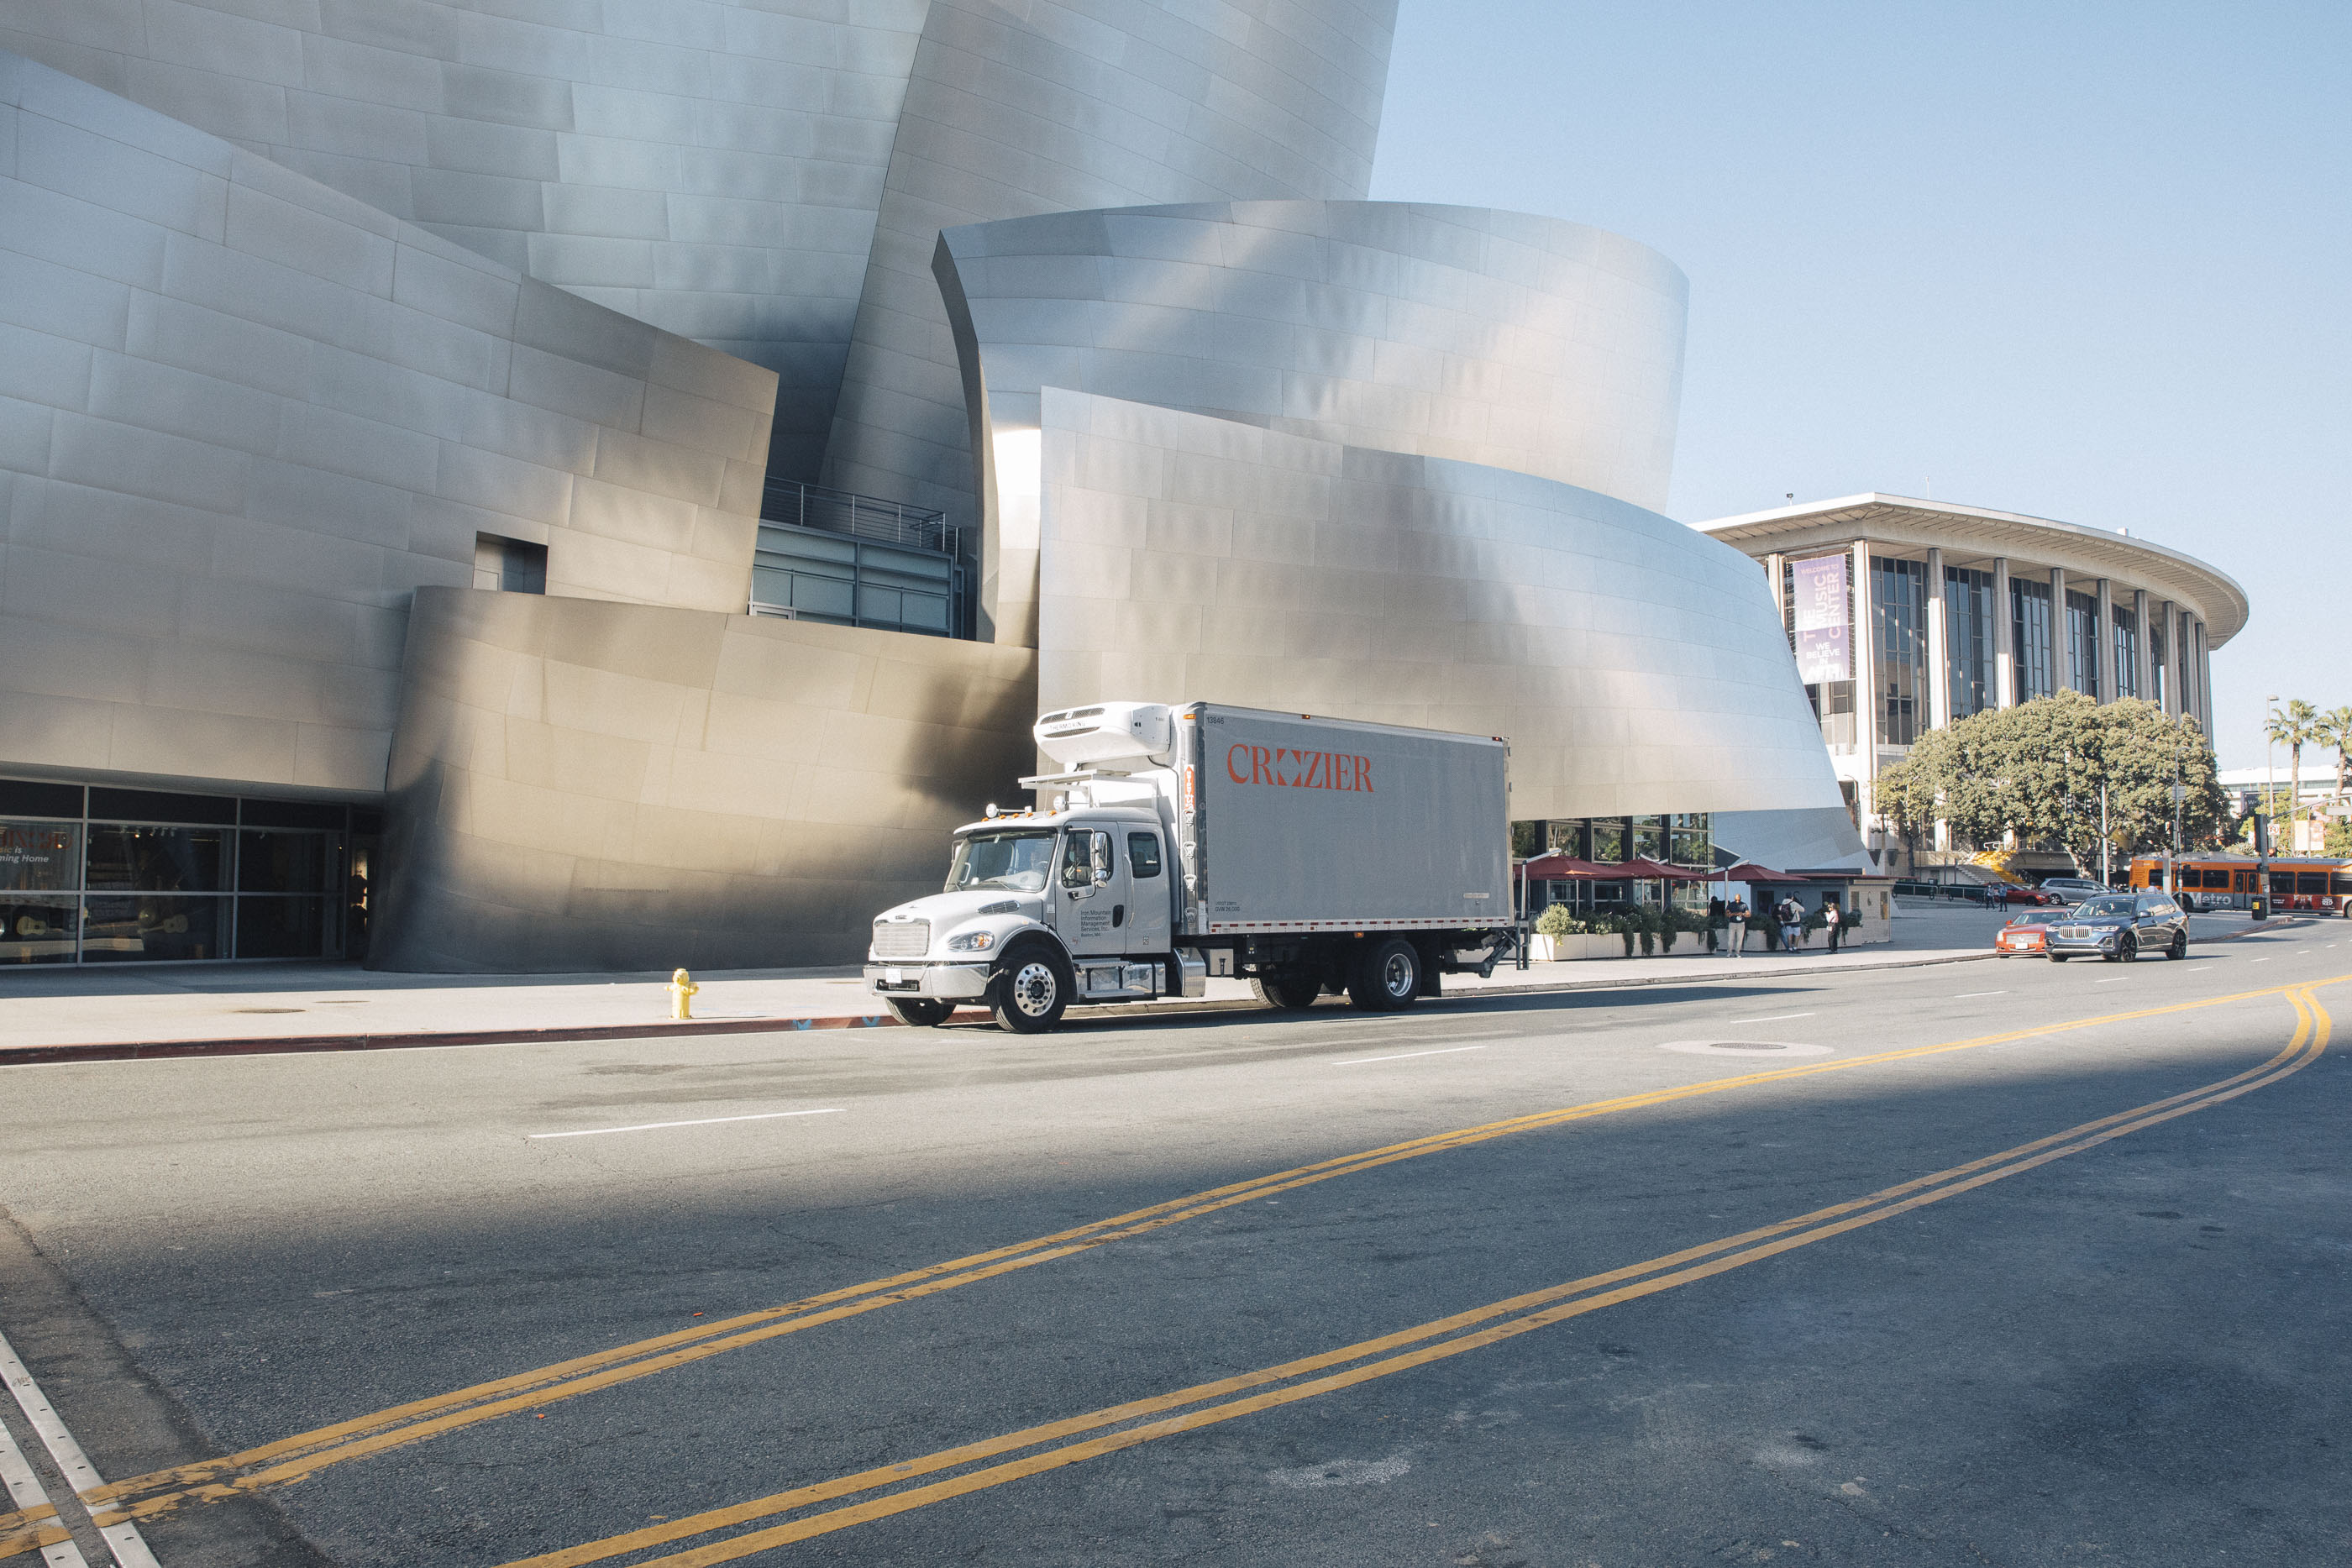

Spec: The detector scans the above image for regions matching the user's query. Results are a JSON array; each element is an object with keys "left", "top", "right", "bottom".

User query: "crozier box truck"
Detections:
[{"left": 864, "top": 701, "right": 1515, "bottom": 1032}]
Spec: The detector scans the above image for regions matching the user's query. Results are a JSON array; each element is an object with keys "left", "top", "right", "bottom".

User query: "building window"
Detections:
[
  {"left": 2065, "top": 590, "right": 2101, "bottom": 698},
  {"left": 0, "top": 782, "right": 363, "bottom": 964},
  {"left": 1872, "top": 556, "right": 1929, "bottom": 746},
  {"left": 1943, "top": 565, "right": 1996, "bottom": 719},
  {"left": 474, "top": 533, "right": 547, "bottom": 594},
  {"left": 2010, "top": 578, "right": 2053, "bottom": 700},
  {"left": 2149, "top": 619, "right": 2167, "bottom": 707},
  {"left": 2111, "top": 604, "right": 2139, "bottom": 700}
]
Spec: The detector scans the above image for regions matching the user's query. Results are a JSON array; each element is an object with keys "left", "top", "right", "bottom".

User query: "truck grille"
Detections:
[{"left": 869, "top": 919, "right": 930, "bottom": 959}]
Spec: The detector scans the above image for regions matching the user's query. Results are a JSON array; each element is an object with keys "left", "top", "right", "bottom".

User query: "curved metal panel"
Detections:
[
  {"left": 0, "top": 0, "right": 926, "bottom": 480},
  {"left": 938, "top": 198, "right": 1688, "bottom": 641},
  {"left": 0, "top": 51, "right": 775, "bottom": 795},
  {"left": 374, "top": 587, "right": 1037, "bottom": 972},
  {"left": 819, "top": 0, "right": 1399, "bottom": 528},
  {"left": 1032, "top": 388, "right": 1845, "bottom": 822}
]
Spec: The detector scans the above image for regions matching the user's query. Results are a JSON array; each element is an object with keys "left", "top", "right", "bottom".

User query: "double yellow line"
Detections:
[
  {"left": 86, "top": 977, "right": 2343, "bottom": 1530},
  {"left": 496, "top": 982, "right": 2337, "bottom": 1568}
]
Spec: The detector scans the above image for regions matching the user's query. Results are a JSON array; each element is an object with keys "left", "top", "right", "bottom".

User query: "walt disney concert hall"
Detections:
[{"left": 0, "top": 0, "right": 1854, "bottom": 969}]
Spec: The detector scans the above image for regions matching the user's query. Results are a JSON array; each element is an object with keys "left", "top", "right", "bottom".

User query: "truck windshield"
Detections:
[{"left": 946, "top": 831, "right": 1057, "bottom": 893}]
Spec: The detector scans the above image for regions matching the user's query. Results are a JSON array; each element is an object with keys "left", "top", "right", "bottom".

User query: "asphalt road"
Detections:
[{"left": 3, "top": 928, "right": 2348, "bottom": 1568}]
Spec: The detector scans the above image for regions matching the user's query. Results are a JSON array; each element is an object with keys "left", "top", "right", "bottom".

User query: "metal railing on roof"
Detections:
[{"left": 761, "top": 479, "right": 956, "bottom": 557}]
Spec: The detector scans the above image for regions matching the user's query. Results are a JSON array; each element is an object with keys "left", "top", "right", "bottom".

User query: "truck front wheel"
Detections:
[
  {"left": 1347, "top": 937, "right": 1421, "bottom": 1012},
  {"left": 885, "top": 998, "right": 953, "bottom": 1027},
  {"left": 1252, "top": 972, "right": 1320, "bottom": 1011},
  {"left": 992, "top": 941, "right": 1073, "bottom": 1033}
]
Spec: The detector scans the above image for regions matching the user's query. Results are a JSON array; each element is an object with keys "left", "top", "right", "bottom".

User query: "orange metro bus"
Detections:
[{"left": 2127, "top": 856, "right": 2352, "bottom": 915}]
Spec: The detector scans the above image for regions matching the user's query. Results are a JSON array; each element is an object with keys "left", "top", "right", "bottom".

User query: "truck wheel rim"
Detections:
[
  {"left": 1011, "top": 962, "right": 1058, "bottom": 1016},
  {"left": 1381, "top": 952, "right": 1414, "bottom": 997}
]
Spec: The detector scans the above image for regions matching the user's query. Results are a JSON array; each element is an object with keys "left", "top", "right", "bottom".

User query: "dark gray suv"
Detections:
[{"left": 2045, "top": 892, "right": 2190, "bottom": 963}]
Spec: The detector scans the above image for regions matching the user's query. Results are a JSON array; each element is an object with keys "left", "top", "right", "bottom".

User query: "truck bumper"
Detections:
[{"left": 864, "top": 962, "right": 992, "bottom": 1000}]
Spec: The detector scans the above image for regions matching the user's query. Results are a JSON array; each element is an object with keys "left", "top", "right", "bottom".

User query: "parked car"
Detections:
[
  {"left": 1992, "top": 884, "right": 2061, "bottom": 906},
  {"left": 2045, "top": 893, "right": 2190, "bottom": 963},
  {"left": 2038, "top": 877, "right": 2109, "bottom": 904},
  {"left": 1995, "top": 909, "right": 2063, "bottom": 956}
]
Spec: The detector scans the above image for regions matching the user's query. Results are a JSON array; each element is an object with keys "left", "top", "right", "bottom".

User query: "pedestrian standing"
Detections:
[
  {"left": 1824, "top": 899, "right": 1843, "bottom": 952},
  {"left": 1780, "top": 897, "right": 1803, "bottom": 952},
  {"left": 1707, "top": 894, "right": 1725, "bottom": 955},
  {"left": 1726, "top": 894, "right": 1749, "bottom": 956}
]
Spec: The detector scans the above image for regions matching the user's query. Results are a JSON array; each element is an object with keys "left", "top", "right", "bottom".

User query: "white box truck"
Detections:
[{"left": 864, "top": 701, "right": 1515, "bottom": 1031}]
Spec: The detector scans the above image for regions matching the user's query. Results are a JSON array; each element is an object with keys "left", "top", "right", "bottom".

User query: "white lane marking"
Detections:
[
  {"left": 1725, "top": 1011, "right": 1816, "bottom": 1024},
  {"left": 1331, "top": 1046, "right": 1488, "bottom": 1067},
  {"left": 1954, "top": 990, "right": 2008, "bottom": 999},
  {"left": 0, "top": 1411, "right": 89, "bottom": 1568},
  {"left": 0, "top": 1327, "right": 154, "bottom": 1568},
  {"left": 2096, "top": 977, "right": 2131, "bottom": 983},
  {"left": 528, "top": 1109, "right": 844, "bottom": 1141},
  {"left": 2249, "top": 957, "right": 2272, "bottom": 963}
]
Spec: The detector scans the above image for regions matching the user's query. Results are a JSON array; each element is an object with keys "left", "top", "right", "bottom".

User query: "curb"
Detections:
[{"left": 3, "top": 920, "right": 2318, "bottom": 1069}]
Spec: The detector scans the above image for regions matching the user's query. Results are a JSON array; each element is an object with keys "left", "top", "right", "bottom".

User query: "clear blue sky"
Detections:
[{"left": 1368, "top": 1, "right": 2349, "bottom": 772}]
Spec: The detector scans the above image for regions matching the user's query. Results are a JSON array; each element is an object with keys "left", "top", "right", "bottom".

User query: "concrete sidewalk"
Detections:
[{"left": 3, "top": 903, "right": 2302, "bottom": 1065}]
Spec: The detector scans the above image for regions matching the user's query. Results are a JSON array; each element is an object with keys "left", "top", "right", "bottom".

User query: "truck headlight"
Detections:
[{"left": 946, "top": 931, "right": 995, "bottom": 952}]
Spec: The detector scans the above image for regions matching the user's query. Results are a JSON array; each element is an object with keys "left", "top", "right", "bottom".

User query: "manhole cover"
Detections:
[
  {"left": 231, "top": 1007, "right": 306, "bottom": 1015},
  {"left": 1658, "top": 1040, "right": 1832, "bottom": 1057}
]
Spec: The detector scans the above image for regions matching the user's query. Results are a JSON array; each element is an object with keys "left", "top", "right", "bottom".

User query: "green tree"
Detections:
[
  {"left": 2266, "top": 698, "right": 2320, "bottom": 852},
  {"left": 2328, "top": 820, "right": 2352, "bottom": 860},
  {"left": 1876, "top": 692, "right": 2226, "bottom": 867}
]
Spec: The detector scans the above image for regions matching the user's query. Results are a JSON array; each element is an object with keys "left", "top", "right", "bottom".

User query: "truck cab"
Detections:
[{"left": 865, "top": 799, "right": 1196, "bottom": 1031}]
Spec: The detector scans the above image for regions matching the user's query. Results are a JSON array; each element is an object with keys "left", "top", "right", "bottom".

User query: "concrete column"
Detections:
[
  {"left": 1851, "top": 540, "right": 1877, "bottom": 752},
  {"left": 1850, "top": 539, "right": 1881, "bottom": 868},
  {"left": 2049, "top": 565, "right": 2067, "bottom": 696},
  {"left": 2133, "top": 589, "right": 2153, "bottom": 703},
  {"left": 2094, "top": 577, "right": 2113, "bottom": 701},
  {"left": 1992, "top": 557, "right": 2015, "bottom": 708},
  {"left": 1764, "top": 552, "right": 1786, "bottom": 629},
  {"left": 1925, "top": 547, "right": 1950, "bottom": 732}
]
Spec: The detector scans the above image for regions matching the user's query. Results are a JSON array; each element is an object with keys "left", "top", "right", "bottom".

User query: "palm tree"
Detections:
[
  {"left": 2266, "top": 699, "right": 2320, "bottom": 852},
  {"left": 2324, "top": 706, "right": 2352, "bottom": 807}
]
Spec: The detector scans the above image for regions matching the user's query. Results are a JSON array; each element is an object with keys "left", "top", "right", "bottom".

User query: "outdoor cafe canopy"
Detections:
[
  {"left": 1721, "top": 862, "right": 1809, "bottom": 884},
  {"left": 1517, "top": 854, "right": 1709, "bottom": 883}
]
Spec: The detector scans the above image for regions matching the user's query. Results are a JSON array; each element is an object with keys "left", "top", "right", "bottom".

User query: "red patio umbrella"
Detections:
[
  {"left": 1520, "top": 853, "right": 1606, "bottom": 879},
  {"left": 1614, "top": 856, "right": 1709, "bottom": 882},
  {"left": 1723, "top": 862, "right": 1807, "bottom": 884}
]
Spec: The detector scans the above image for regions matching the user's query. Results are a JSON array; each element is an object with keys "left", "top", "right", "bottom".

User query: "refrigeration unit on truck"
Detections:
[{"left": 864, "top": 701, "right": 1515, "bottom": 1032}]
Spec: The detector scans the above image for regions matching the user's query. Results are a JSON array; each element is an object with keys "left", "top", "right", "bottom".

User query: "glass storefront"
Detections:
[
  {"left": 0, "top": 780, "right": 378, "bottom": 965},
  {"left": 1518, "top": 815, "right": 1714, "bottom": 915}
]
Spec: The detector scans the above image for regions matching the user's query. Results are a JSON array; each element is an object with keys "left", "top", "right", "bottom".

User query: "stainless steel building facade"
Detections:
[{"left": 0, "top": 3, "right": 1856, "bottom": 970}]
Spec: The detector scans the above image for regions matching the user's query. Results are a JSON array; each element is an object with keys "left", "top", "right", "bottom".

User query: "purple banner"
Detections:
[{"left": 1791, "top": 553, "right": 1851, "bottom": 684}]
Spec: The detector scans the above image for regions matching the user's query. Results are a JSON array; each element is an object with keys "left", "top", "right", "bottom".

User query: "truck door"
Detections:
[
  {"left": 1122, "top": 829, "right": 1171, "bottom": 954},
  {"left": 1053, "top": 826, "right": 1127, "bottom": 958}
]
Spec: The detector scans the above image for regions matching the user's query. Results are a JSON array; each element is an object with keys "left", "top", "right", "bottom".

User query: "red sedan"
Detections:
[{"left": 1996, "top": 910, "right": 2063, "bottom": 955}]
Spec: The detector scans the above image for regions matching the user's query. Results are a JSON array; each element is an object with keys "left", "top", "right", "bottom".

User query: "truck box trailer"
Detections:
[{"left": 864, "top": 701, "right": 1515, "bottom": 1031}]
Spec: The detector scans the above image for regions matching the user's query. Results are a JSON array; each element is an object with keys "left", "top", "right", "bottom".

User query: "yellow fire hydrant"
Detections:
[{"left": 668, "top": 968, "right": 699, "bottom": 1020}]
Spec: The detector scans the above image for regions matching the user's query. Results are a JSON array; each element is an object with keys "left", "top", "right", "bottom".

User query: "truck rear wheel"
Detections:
[
  {"left": 992, "top": 941, "right": 1072, "bottom": 1033},
  {"left": 1347, "top": 937, "right": 1421, "bottom": 1012},
  {"left": 1252, "top": 972, "right": 1320, "bottom": 1010}
]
